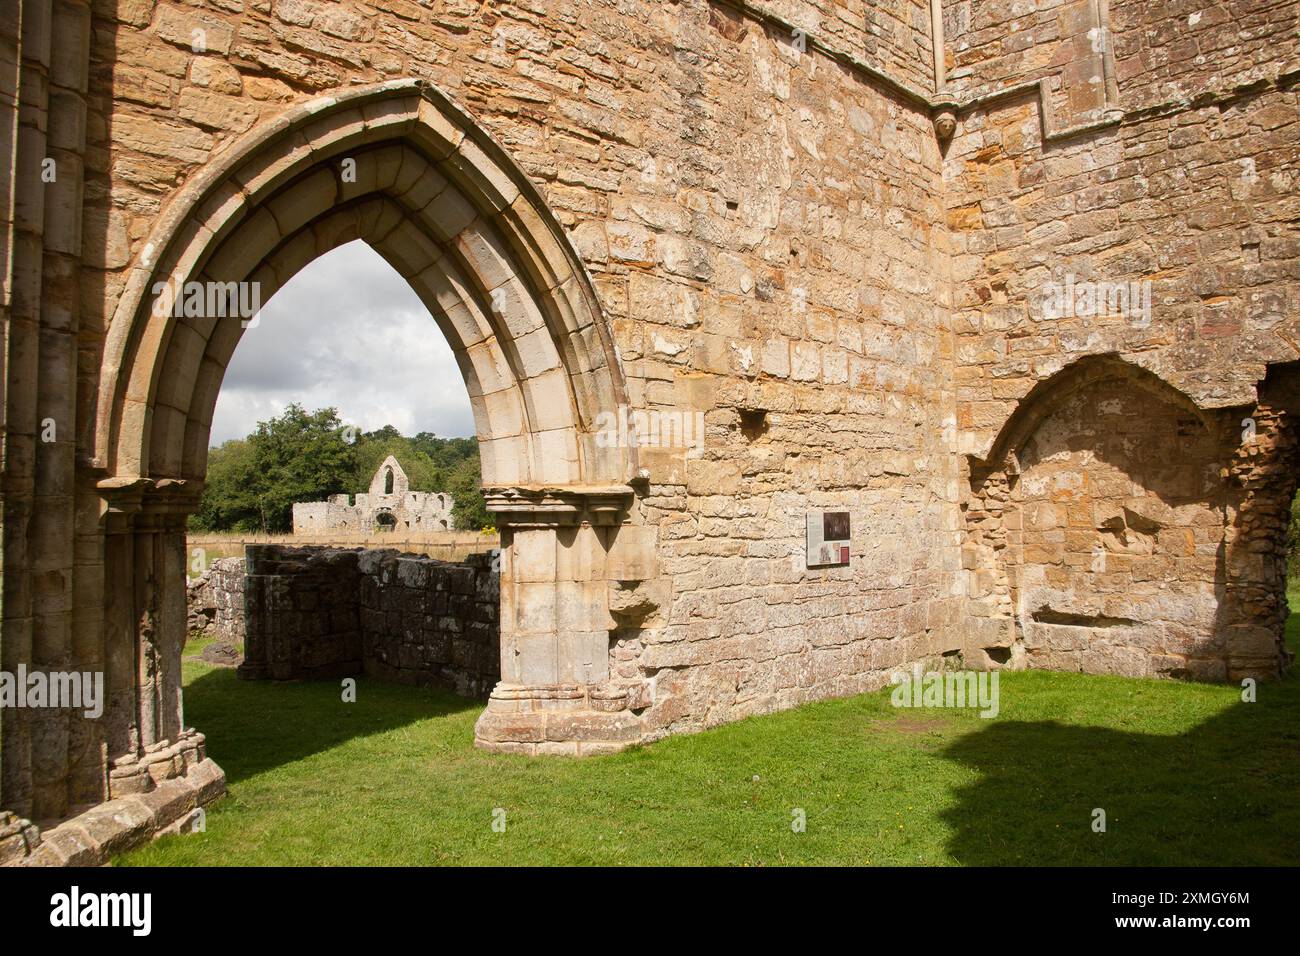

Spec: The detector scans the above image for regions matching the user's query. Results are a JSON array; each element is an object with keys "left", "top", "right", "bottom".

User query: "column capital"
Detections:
[
  {"left": 483, "top": 484, "right": 633, "bottom": 528},
  {"left": 95, "top": 475, "right": 151, "bottom": 515},
  {"left": 96, "top": 476, "right": 203, "bottom": 517}
]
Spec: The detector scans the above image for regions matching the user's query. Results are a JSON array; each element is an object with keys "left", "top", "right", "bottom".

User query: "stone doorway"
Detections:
[{"left": 6, "top": 80, "right": 654, "bottom": 859}]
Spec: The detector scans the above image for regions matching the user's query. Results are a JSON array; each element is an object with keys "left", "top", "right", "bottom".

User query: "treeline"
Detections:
[{"left": 191, "top": 403, "right": 491, "bottom": 533}]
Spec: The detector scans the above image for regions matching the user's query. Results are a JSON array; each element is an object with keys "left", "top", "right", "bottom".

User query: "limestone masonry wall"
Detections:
[
  {"left": 240, "top": 546, "right": 366, "bottom": 680},
  {"left": 292, "top": 456, "right": 457, "bottom": 533},
  {"left": 945, "top": 0, "right": 1298, "bottom": 438},
  {"left": 188, "top": 531, "right": 499, "bottom": 562},
  {"left": 360, "top": 549, "right": 500, "bottom": 697},
  {"left": 235, "top": 545, "right": 500, "bottom": 696},
  {"left": 85, "top": 0, "right": 960, "bottom": 743},
  {"left": 186, "top": 557, "right": 247, "bottom": 644}
]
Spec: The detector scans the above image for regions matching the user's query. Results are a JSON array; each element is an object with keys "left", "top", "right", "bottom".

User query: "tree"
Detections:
[
  {"left": 1289, "top": 490, "right": 1300, "bottom": 579},
  {"left": 410, "top": 432, "right": 477, "bottom": 474},
  {"left": 244, "top": 404, "right": 358, "bottom": 532},
  {"left": 190, "top": 439, "right": 260, "bottom": 532},
  {"left": 445, "top": 452, "right": 493, "bottom": 531},
  {"left": 192, "top": 406, "right": 484, "bottom": 533},
  {"left": 350, "top": 431, "right": 442, "bottom": 492}
]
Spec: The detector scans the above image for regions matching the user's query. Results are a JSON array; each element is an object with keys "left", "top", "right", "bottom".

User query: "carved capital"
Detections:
[{"left": 483, "top": 484, "right": 634, "bottom": 528}]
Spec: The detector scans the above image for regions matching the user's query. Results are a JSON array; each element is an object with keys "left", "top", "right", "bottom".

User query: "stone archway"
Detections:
[
  {"left": 95, "top": 79, "right": 630, "bottom": 489},
  {"left": 961, "top": 355, "right": 1270, "bottom": 680},
  {"left": 23, "top": 79, "right": 653, "bottom": 856}
]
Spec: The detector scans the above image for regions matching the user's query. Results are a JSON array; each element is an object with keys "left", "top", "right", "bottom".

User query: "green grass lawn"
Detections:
[{"left": 118, "top": 620, "right": 1300, "bottom": 866}]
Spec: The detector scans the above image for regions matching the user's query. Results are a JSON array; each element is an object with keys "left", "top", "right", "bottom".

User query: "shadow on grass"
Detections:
[
  {"left": 185, "top": 667, "right": 480, "bottom": 785},
  {"left": 938, "top": 686, "right": 1300, "bottom": 866}
]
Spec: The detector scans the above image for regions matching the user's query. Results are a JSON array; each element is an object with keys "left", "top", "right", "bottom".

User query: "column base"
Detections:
[
  {"left": 2, "top": 730, "right": 226, "bottom": 867},
  {"left": 474, "top": 683, "right": 645, "bottom": 756}
]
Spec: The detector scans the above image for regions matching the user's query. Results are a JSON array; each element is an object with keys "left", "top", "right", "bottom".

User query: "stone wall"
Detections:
[
  {"left": 186, "top": 557, "right": 247, "bottom": 643},
  {"left": 1011, "top": 378, "right": 1227, "bottom": 679},
  {"left": 63, "top": 0, "right": 965, "bottom": 768},
  {"left": 235, "top": 545, "right": 500, "bottom": 696},
  {"left": 940, "top": 0, "right": 1299, "bottom": 682},
  {"left": 292, "top": 491, "right": 456, "bottom": 533},
  {"left": 944, "top": 0, "right": 1299, "bottom": 448},
  {"left": 188, "top": 532, "right": 498, "bottom": 562},
  {"left": 292, "top": 456, "right": 457, "bottom": 533},
  {"left": 720, "top": 0, "right": 936, "bottom": 92},
  {"left": 81, "top": 0, "right": 1299, "bottom": 733},
  {"left": 360, "top": 550, "right": 500, "bottom": 697},
  {"left": 239, "top": 547, "right": 365, "bottom": 680},
  {"left": 963, "top": 363, "right": 1238, "bottom": 678}
]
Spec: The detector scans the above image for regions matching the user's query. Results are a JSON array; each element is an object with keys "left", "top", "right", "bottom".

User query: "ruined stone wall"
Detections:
[
  {"left": 1109, "top": 0, "right": 1297, "bottom": 113},
  {"left": 726, "top": 0, "right": 936, "bottom": 92},
  {"left": 353, "top": 490, "right": 456, "bottom": 530},
  {"left": 85, "top": 0, "right": 960, "bottom": 739},
  {"left": 291, "top": 500, "right": 360, "bottom": 533},
  {"left": 942, "top": 0, "right": 1299, "bottom": 681},
  {"left": 943, "top": 0, "right": 1115, "bottom": 119},
  {"left": 958, "top": 357, "right": 1300, "bottom": 685},
  {"left": 186, "top": 556, "right": 246, "bottom": 643},
  {"left": 11, "top": 0, "right": 1300, "bottom": 864},
  {"left": 944, "top": 0, "right": 1296, "bottom": 114},
  {"left": 1008, "top": 377, "right": 1231, "bottom": 679},
  {"left": 360, "top": 550, "right": 500, "bottom": 697},
  {"left": 944, "top": 1, "right": 1299, "bottom": 444},
  {"left": 188, "top": 530, "right": 498, "bottom": 561},
  {"left": 292, "top": 493, "right": 456, "bottom": 533},
  {"left": 240, "top": 546, "right": 364, "bottom": 680},
  {"left": 237, "top": 545, "right": 500, "bottom": 696}
]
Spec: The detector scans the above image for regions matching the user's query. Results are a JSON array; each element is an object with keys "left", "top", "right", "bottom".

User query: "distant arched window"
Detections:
[{"left": 384, "top": 468, "right": 394, "bottom": 494}]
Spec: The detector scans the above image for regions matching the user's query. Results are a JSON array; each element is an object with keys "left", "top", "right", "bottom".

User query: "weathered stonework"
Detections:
[
  {"left": 235, "top": 544, "right": 500, "bottom": 696},
  {"left": 360, "top": 549, "right": 500, "bottom": 697},
  {"left": 292, "top": 455, "right": 456, "bottom": 533},
  {"left": 186, "top": 555, "right": 246, "bottom": 644},
  {"left": 1, "top": 0, "right": 1297, "bottom": 862}
]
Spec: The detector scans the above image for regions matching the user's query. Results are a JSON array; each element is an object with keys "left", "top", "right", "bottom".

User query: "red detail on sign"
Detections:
[{"left": 839, "top": 546, "right": 849, "bottom": 564}]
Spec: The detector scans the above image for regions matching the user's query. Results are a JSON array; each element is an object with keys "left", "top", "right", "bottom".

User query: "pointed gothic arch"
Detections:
[{"left": 94, "top": 79, "right": 634, "bottom": 490}]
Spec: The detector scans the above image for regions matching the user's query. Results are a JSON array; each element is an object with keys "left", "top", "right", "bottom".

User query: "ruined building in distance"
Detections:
[{"left": 292, "top": 456, "right": 456, "bottom": 533}]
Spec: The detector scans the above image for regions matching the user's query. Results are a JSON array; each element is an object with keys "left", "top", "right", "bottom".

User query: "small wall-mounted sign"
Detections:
[{"left": 806, "top": 511, "right": 850, "bottom": 567}]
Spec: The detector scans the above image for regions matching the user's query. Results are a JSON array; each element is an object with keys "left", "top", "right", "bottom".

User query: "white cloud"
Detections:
[{"left": 209, "top": 240, "right": 474, "bottom": 446}]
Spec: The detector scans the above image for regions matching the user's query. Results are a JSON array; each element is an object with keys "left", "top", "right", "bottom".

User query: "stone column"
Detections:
[
  {"left": 474, "top": 486, "right": 646, "bottom": 755},
  {"left": 97, "top": 477, "right": 221, "bottom": 801}
]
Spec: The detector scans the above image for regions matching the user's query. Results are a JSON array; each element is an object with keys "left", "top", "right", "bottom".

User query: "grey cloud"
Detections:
[{"left": 208, "top": 240, "right": 474, "bottom": 445}]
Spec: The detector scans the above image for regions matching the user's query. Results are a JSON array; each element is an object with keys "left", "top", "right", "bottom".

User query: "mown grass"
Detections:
[{"left": 117, "top": 617, "right": 1300, "bottom": 866}]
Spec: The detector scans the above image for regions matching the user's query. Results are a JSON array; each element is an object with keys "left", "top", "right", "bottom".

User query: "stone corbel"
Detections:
[
  {"left": 932, "top": 101, "right": 959, "bottom": 143},
  {"left": 145, "top": 477, "right": 203, "bottom": 518}
]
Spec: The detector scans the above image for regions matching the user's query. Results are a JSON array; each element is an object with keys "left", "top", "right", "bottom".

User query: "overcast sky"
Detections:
[{"left": 210, "top": 240, "right": 475, "bottom": 446}]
